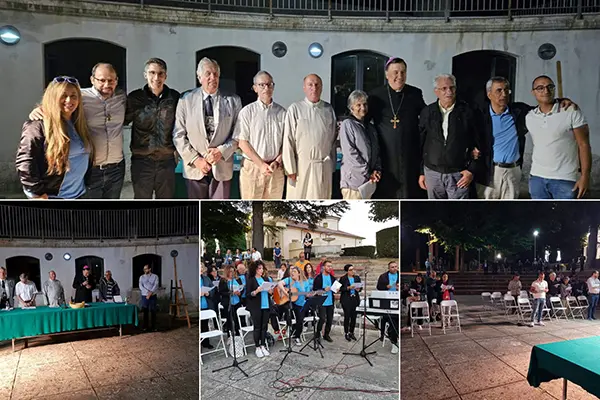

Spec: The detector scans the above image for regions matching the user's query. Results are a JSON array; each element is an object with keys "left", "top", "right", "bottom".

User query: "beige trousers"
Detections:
[
  {"left": 239, "top": 158, "right": 285, "bottom": 199},
  {"left": 477, "top": 165, "right": 522, "bottom": 199},
  {"left": 341, "top": 188, "right": 364, "bottom": 200}
]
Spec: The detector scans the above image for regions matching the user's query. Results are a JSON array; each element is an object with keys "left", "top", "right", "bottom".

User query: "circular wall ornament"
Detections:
[
  {"left": 170, "top": 250, "right": 179, "bottom": 258},
  {"left": 45, "top": 253, "right": 53, "bottom": 261},
  {"left": 308, "top": 42, "right": 323, "bottom": 58},
  {"left": 538, "top": 43, "right": 557, "bottom": 60},
  {"left": 0, "top": 26, "right": 21, "bottom": 45},
  {"left": 272, "top": 41, "right": 287, "bottom": 58}
]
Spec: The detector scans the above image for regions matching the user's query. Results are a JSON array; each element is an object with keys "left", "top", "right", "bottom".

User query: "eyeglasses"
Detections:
[
  {"left": 256, "top": 82, "right": 275, "bottom": 89},
  {"left": 493, "top": 88, "right": 512, "bottom": 95},
  {"left": 93, "top": 76, "right": 117, "bottom": 85},
  {"left": 436, "top": 86, "right": 456, "bottom": 93},
  {"left": 53, "top": 76, "right": 79, "bottom": 85},
  {"left": 533, "top": 84, "right": 555, "bottom": 93}
]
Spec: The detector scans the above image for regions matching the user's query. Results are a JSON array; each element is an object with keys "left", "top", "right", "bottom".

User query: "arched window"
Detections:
[
  {"left": 5, "top": 256, "right": 41, "bottom": 290},
  {"left": 331, "top": 51, "right": 387, "bottom": 118},
  {"left": 132, "top": 254, "right": 162, "bottom": 289}
]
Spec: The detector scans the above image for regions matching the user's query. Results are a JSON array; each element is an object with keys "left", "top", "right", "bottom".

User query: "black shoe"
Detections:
[
  {"left": 349, "top": 333, "right": 357, "bottom": 341},
  {"left": 344, "top": 333, "right": 351, "bottom": 341},
  {"left": 323, "top": 335, "right": 334, "bottom": 343}
]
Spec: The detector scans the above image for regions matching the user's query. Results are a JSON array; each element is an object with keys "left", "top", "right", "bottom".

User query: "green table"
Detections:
[
  {"left": 0, "top": 303, "right": 138, "bottom": 350},
  {"left": 527, "top": 336, "right": 600, "bottom": 399}
]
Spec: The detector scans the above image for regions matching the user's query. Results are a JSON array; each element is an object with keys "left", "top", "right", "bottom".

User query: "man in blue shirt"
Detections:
[
  {"left": 313, "top": 260, "right": 335, "bottom": 342},
  {"left": 376, "top": 261, "right": 399, "bottom": 354},
  {"left": 273, "top": 242, "right": 282, "bottom": 269}
]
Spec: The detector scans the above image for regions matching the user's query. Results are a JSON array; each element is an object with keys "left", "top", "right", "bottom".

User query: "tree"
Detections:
[
  {"left": 200, "top": 202, "right": 249, "bottom": 245},
  {"left": 368, "top": 201, "right": 399, "bottom": 222}
]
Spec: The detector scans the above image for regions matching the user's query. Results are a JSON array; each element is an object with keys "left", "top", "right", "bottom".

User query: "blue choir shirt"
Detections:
[
  {"left": 388, "top": 273, "right": 398, "bottom": 292},
  {"left": 307, "top": 277, "right": 314, "bottom": 291},
  {"left": 323, "top": 274, "right": 333, "bottom": 306},
  {"left": 229, "top": 279, "right": 240, "bottom": 305},
  {"left": 284, "top": 277, "right": 309, "bottom": 307},
  {"left": 240, "top": 274, "right": 247, "bottom": 298},
  {"left": 349, "top": 277, "right": 356, "bottom": 295},
  {"left": 256, "top": 277, "right": 269, "bottom": 309}
]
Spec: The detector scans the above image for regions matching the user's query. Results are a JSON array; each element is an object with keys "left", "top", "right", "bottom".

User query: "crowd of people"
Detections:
[
  {"left": 16, "top": 54, "right": 589, "bottom": 200},
  {"left": 0, "top": 264, "right": 160, "bottom": 331},
  {"left": 200, "top": 258, "right": 400, "bottom": 357}
]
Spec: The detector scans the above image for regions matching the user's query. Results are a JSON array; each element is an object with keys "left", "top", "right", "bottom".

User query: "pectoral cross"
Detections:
[{"left": 391, "top": 116, "right": 400, "bottom": 129}]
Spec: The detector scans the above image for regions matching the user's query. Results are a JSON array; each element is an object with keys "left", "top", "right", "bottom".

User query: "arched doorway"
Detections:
[
  {"left": 5, "top": 256, "right": 41, "bottom": 290},
  {"left": 44, "top": 39, "right": 127, "bottom": 91},
  {"left": 74, "top": 256, "right": 104, "bottom": 289},
  {"left": 331, "top": 50, "right": 387, "bottom": 118},
  {"left": 132, "top": 254, "right": 162, "bottom": 288},
  {"left": 452, "top": 51, "right": 517, "bottom": 111},
  {"left": 195, "top": 46, "right": 260, "bottom": 107}
]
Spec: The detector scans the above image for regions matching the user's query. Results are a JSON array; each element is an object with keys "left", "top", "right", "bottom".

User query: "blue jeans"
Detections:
[
  {"left": 588, "top": 294, "right": 599, "bottom": 319},
  {"left": 529, "top": 175, "right": 576, "bottom": 199},
  {"left": 532, "top": 298, "right": 545, "bottom": 322},
  {"left": 87, "top": 159, "right": 125, "bottom": 199}
]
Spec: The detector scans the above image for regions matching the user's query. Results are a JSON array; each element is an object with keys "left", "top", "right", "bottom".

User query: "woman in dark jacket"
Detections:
[
  {"left": 218, "top": 265, "right": 243, "bottom": 337},
  {"left": 339, "top": 264, "right": 362, "bottom": 341},
  {"left": 200, "top": 265, "right": 217, "bottom": 349},
  {"left": 246, "top": 261, "right": 274, "bottom": 358},
  {"left": 16, "top": 76, "right": 93, "bottom": 199},
  {"left": 407, "top": 274, "right": 427, "bottom": 330},
  {"left": 303, "top": 233, "right": 313, "bottom": 261}
]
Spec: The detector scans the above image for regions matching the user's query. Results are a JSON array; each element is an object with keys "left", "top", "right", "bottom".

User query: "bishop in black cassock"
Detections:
[{"left": 368, "top": 57, "right": 426, "bottom": 199}]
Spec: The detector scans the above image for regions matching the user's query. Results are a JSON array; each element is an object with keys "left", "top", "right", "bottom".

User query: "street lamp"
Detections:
[
  {"left": 533, "top": 230, "right": 539, "bottom": 261},
  {"left": 497, "top": 253, "right": 502, "bottom": 259}
]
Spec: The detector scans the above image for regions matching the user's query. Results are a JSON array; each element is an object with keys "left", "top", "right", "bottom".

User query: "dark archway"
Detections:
[
  {"left": 195, "top": 47, "right": 260, "bottom": 107},
  {"left": 74, "top": 256, "right": 104, "bottom": 289},
  {"left": 5, "top": 256, "right": 41, "bottom": 290},
  {"left": 132, "top": 254, "right": 162, "bottom": 288},
  {"left": 331, "top": 50, "right": 387, "bottom": 118},
  {"left": 452, "top": 51, "right": 517, "bottom": 111},
  {"left": 44, "top": 39, "right": 127, "bottom": 91}
]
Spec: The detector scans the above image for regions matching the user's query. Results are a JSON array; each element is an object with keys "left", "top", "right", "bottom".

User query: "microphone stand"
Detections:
[
  {"left": 343, "top": 269, "right": 376, "bottom": 366},
  {"left": 213, "top": 279, "right": 248, "bottom": 377},
  {"left": 279, "top": 291, "right": 308, "bottom": 367}
]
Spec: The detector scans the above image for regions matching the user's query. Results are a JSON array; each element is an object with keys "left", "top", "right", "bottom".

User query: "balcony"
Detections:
[
  {"left": 0, "top": 203, "right": 199, "bottom": 241},
  {"left": 99, "top": 0, "right": 600, "bottom": 19}
]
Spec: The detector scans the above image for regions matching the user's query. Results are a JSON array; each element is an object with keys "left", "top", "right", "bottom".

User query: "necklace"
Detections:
[{"left": 387, "top": 85, "right": 404, "bottom": 129}]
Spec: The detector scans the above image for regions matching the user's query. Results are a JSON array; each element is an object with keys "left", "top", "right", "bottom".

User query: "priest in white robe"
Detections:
[
  {"left": 43, "top": 270, "right": 65, "bottom": 307},
  {"left": 282, "top": 74, "right": 337, "bottom": 199}
]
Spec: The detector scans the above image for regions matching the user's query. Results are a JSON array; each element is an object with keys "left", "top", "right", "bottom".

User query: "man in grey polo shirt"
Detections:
[
  {"left": 83, "top": 63, "right": 127, "bottom": 199},
  {"left": 526, "top": 75, "right": 591, "bottom": 199}
]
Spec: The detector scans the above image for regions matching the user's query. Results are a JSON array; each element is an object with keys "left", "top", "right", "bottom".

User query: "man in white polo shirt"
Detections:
[
  {"left": 529, "top": 271, "right": 548, "bottom": 327},
  {"left": 586, "top": 270, "right": 599, "bottom": 320},
  {"left": 526, "top": 75, "right": 591, "bottom": 199}
]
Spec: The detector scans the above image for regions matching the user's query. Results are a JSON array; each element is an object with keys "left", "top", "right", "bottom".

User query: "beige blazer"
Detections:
[{"left": 173, "top": 88, "right": 242, "bottom": 181}]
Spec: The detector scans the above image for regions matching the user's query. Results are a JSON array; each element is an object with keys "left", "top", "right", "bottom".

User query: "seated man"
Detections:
[
  {"left": 15, "top": 273, "right": 38, "bottom": 307},
  {"left": 99, "top": 270, "right": 121, "bottom": 302},
  {"left": 42, "top": 270, "right": 65, "bottom": 307}
]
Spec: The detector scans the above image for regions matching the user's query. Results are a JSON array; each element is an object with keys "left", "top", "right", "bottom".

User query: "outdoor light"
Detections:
[
  {"left": 533, "top": 230, "right": 539, "bottom": 236},
  {"left": 63, "top": 253, "right": 71, "bottom": 261},
  {"left": 272, "top": 41, "right": 287, "bottom": 58},
  {"left": 308, "top": 42, "right": 323, "bottom": 58},
  {"left": 538, "top": 43, "right": 557, "bottom": 60},
  {"left": 170, "top": 250, "right": 178, "bottom": 258},
  {"left": 44, "top": 253, "right": 53, "bottom": 261},
  {"left": 0, "top": 25, "right": 21, "bottom": 45},
  {"left": 497, "top": 253, "right": 502, "bottom": 259}
]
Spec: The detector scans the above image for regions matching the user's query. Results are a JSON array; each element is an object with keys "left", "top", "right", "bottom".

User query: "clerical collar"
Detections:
[
  {"left": 388, "top": 84, "right": 405, "bottom": 93},
  {"left": 304, "top": 97, "right": 322, "bottom": 108}
]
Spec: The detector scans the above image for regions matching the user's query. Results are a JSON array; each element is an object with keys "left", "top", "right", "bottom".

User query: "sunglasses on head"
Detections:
[{"left": 53, "top": 76, "right": 79, "bottom": 85}]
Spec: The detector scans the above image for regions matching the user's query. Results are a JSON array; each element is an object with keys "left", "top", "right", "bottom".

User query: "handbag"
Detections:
[{"left": 228, "top": 335, "right": 245, "bottom": 356}]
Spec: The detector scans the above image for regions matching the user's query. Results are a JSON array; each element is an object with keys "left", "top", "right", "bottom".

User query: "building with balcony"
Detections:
[
  {"left": 0, "top": 202, "right": 200, "bottom": 308},
  {"left": 1, "top": 0, "right": 599, "bottom": 194}
]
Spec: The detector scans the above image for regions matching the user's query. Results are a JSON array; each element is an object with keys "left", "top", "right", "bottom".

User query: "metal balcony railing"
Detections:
[
  {"left": 0, "top": 204, "right": 199, "bottom": 241},
  {"left": 97, "top": 0, "right": 600, "bottom": 19}
]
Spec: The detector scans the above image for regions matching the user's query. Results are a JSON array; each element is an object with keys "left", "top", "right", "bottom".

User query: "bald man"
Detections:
[
  {"left": 234, "top": 70, "right": 286, "bottom": 199},
  {"left": 282, "top": 74, "right": 337, "bottom": 199}
]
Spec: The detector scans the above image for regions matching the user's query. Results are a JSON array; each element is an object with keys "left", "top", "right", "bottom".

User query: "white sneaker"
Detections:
[
  {"left": 261, "top": 346, "right": 270, "bottom": 356},
  {"left": 294, "top": 338, "right": 302, "bottom": 346},
  {"left": 538, "top": 321, "right": 546, "bottom": 326},
  {"left": 255, "top": 347, "right": 264, "bottom": 358},
  {"left": 530, "top": 322, "right": 535, "bottom": 327},
  {"left": 391, "top": 344, "right": 399, "bottom": 354}
]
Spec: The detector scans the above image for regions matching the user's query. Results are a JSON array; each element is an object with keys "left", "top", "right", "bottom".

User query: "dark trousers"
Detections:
[
  {"left": 251, "top": 308, "right": 270, "bottom": 347},
  {"left": 269, "top": 304, "right": 286, "bottom": 332},
  {"left": 342, "top": 300, "right": 358, "bottom": 334},
  {"left": 131, "top": 156, "right": 176, "bottom": 199},
  {"left": 186, "top": 175, "right": 231, "bottom": 199},
  {"left": 381, "top": 314, "right": 399, "bottom": 345},
  {"left": 304, "top": 247, "right": 312, "bottom": 261},
  {"left": 142, "top": 306, "right": 156, "bottom": 330},
  {"left": 87, "top": 159, "right": 125, "bottom": 199},
  {"left": 317, "top": 305, "right": 334, "bottom": 337},
  {"left": 292, "top": 304, "right": 306, "bottom": 339},
  {"left": 225, "top": 302, "right": 241, "bottom": 336}
]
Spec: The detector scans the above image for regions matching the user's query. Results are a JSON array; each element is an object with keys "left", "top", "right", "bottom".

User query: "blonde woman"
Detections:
[
  {"left": 16, "top": 76, "right": 92, "bottom": 199},
  {"left": 277, "top": 266, "right": 311, "bottom": 346}
]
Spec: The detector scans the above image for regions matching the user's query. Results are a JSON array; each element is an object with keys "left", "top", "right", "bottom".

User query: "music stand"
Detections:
[
  {"left": 212, "top": 280, "right": 248, "bottom": 377},
  {"left": 343, "top": 270, "right": 377, "bottom": 366},
  {"left": 299, "top": 294, "right": 327, "bottom": 358},
  {"left": 279, "top": 299, "right": 308, "bottom": 367}
]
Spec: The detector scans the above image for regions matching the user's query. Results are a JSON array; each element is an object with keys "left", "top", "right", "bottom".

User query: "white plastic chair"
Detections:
[
  {"left": 491, "top": 292, "right": 502, "bottom": 308},
  {"left": 236, "top": 307, "right": 257, "bottom": 356},
  {"left": 481, "top": 292, "right": 492, "bottom": 310},
  {"left": 519, "top": 290, "right": 529, "bottom": 299},
  {"left": 409, "top": 301, "right": 431, "bottom": 337},
  {"left": 550, "top": 296, "right": 568, "bottom": 320},
  {"left": 503, "top": 294, "right": 519, "bottom": 318},
  {"left": 200, "top": 310, "right": 228, "bottom": 364},
  {"left": 440, "top": 300, "right": 461, "bottom": 334},
  {"left": 566, "top": 296, "right": 585, "bottom": 319},
  {"left": 577, "top": 295, "right": 590, "bottom": 316},
  {"left": 517, "top": 297, "right": 533, "bottom": 323}
]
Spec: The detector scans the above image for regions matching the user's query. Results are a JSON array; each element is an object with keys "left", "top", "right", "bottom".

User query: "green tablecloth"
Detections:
[
  {"left": 0, "top": 303, "right": 138, "bottom": 341},
  {"left": 527, "top": 335, "right": 600, "bottom": 397}
]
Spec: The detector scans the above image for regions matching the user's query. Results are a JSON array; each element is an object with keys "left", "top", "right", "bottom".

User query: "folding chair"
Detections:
[
  {"left": 577, "top": 296, "right": 590, "bottom": 317},
  {"left": 481, "top": 292, "right": 492, "bottom": 310},
  {"left": 440, "top": 300, "right": 461, "bottom": 334},
  {"left": 541, "top": 299, "right": 553, "bottom": 321},
  {"left": 517, "top": 297, "right": 533, "bottom": 324},
  {"left": 520, "top": 290, "right": 529, "bottom": 299},
  {"left": 200, "top": 310, "right": 228, "bottom": 364},
  {"left": 503, "top": 294, "right": 519, "bottom": 319},
  {"left": 491, "top": 292, "right": 502, "bottom": 309},
  {"left": 410, "top": 301, "right": 431, "bottom": 337},
  {"left": 550, "top": 296, "right": 568, "bottom": 320},
  {"left": 236, "top": 306, "right": 259, "bottom": 356},
  {"left": 566, "top": 296, "right": 585, "bottom": 319}
]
